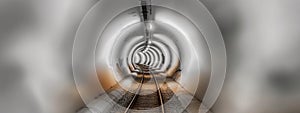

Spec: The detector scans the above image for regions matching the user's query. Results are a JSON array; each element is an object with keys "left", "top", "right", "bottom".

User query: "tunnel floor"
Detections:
[{"left": 77, "top": 76, "right": 210, "bottom": 113}]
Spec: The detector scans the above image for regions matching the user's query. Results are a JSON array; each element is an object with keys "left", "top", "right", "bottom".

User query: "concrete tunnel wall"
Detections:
[{"left": 0, "top": 0, "right": 99, "bottom": 113}]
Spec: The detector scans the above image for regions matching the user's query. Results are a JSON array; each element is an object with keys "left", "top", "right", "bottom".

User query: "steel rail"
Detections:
[
  {"left": 124, "top": 73, "right": 144, "bottom": 113},
  {"left": 150, "top": 68, "right": 165, "bottom": 113}
]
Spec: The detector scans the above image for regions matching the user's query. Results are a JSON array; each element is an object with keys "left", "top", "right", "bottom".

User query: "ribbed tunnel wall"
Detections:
[{"left": 94, "top": 5, "right": 211, "bottom": 100}]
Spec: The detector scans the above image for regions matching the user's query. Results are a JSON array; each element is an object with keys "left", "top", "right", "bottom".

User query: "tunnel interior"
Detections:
[{"left": 74, "top": 0, "right": 214, "bottom": 112}]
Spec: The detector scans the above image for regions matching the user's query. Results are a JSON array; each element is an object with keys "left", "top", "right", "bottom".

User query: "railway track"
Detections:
[
  {"left": 78, "top": 63, "right": 196, "bottom": 113},
  {"left": 123, "top": 65, "right": 165, "bottom": 113}
]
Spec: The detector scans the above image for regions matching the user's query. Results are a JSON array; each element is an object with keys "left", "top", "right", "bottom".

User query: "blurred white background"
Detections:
[{"left": 0, "top": 0, "right": 300, "bottom": 113}]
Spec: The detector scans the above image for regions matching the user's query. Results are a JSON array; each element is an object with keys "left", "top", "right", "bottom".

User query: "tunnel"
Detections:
[
  {"left": 2, "top": 0, "right": 300, "bottom": 113},
  {"left": 72, "top": 0, "right": 226, "bottom": 113}
]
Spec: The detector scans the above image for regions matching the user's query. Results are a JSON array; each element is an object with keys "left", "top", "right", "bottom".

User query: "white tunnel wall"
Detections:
[
  {"left": 0, "top": 0, "right": 100, "bottom": 113},
  {"left": 201, "top": 0, "right": 300, "bottom": 113}
]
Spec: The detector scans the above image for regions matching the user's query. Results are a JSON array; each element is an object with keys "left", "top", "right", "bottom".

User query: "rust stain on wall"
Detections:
[{"left": 97, "top": 68, "right": 117, "bottom": 91}]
